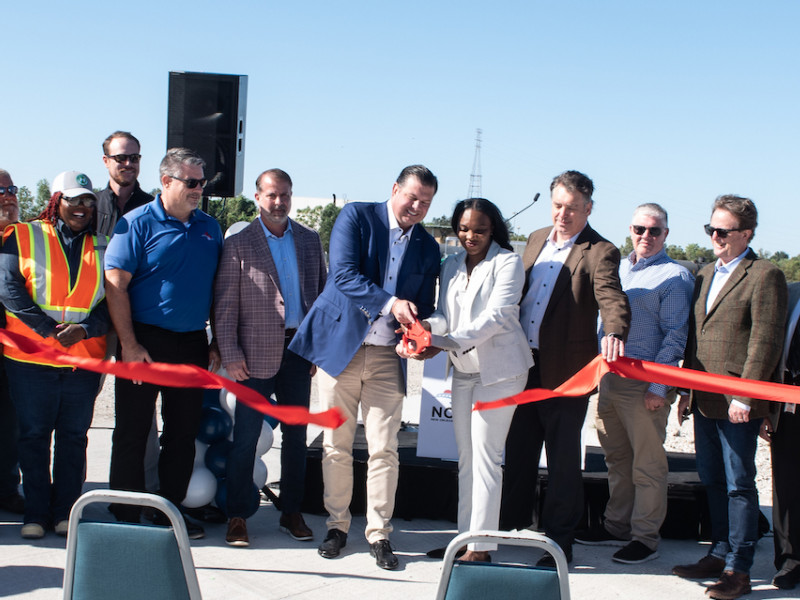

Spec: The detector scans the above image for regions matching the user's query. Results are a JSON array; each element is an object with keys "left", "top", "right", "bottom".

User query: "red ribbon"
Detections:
[
  {"left": 0, "top": 328, "right": 345, "bottom": 429},
  {"left": 474, "top": 355, "right": 800, "bottom": 411}
]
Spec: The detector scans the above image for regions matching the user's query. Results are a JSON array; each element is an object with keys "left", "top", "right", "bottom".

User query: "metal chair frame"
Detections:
[
  {"left": 63, "top": 489, "right": 202, "bottom": 600},
  {"left": 435, "top": 529, "right": 571, "bottom": 600}
]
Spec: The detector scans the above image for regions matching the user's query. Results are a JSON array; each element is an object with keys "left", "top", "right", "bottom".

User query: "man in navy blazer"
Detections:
[{"left": 289, "top": 165, "right": 441, "bottom": 570}]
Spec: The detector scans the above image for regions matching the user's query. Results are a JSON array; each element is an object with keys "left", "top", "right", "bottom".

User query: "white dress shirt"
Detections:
[{"left": 519, "top": 227, "right": 583, "bottom": 349}]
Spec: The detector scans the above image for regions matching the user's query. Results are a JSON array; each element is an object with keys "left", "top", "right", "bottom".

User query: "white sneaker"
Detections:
[
  {"left": 21, "top": 523, "right": 45, "bottom": 539},
  {"left": 54, "top": 520, "right": 69, "bottom": 536}
]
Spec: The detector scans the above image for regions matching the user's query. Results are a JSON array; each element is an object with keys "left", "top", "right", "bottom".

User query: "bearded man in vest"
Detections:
[{"left": 0, "top": 171, "right": 110, "bottom": 540}]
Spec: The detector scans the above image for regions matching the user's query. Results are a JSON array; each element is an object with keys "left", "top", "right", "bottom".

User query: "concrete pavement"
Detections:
[{"left": 0, "top": 377, "right": 791, "bottom": 599}]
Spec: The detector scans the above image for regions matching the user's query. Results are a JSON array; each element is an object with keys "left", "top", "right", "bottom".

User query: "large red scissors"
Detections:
[{"left": 401, "top": 319, "right": 431, "bottom": 354}]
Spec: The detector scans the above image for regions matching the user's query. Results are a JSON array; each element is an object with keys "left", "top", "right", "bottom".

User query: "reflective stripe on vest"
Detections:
[
  {"left": 2, "top": 221, "right": 108, "bottom": 366},
  {"left": 10, "top": 221, "right": 106, "bottom": 323}
]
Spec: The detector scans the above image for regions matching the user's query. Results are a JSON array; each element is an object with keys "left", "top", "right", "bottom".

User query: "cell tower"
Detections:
[{"left": 467, "top": 128, "right": 482, "bottom": 199}]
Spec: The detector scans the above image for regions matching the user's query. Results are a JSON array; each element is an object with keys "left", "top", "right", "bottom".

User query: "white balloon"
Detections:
[
  {"left": 253, "top": 458, "right": 268, "bottom": 488},
  {"left": 219, "top": 389, "right": 237, "bottom": 420},
  {"left": 255, "top": 421, "right": 275, "bottom": 456},
  {"left": 194, "top": 439, "right": 209, "bottom": 467},
  {"left": 182, "top": 466, "right": 217, "bottom": 508},
  {"left": 225, "top": 221, "right": 249, "bottom": 239}
]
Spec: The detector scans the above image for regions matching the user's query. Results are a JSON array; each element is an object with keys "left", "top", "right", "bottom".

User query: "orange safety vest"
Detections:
[{"left": 3, "top": 221, "right": 108, "bottom": 366}]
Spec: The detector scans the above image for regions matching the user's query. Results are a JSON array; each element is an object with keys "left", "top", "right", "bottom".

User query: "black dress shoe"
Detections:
[
  {"left": 152, "top": 511, "right": 205, "bottom": 540},
  {"left": 536, "top": 551, "right": 572, "bottom": 568},
  {"left": 426, "top": 546, "right": 466, "bottom": 560},
  {"left": 182, "top": 504, "right": 227, "bottom": 524},
  {"left": 773, "top": 565, "right": 800, "bottom": 590},
  {"left": 318, "top": 528, "right": 347, "bottom": 558},
  {"left": 370, "top": 539, "right": 399, "bottom": 570}
]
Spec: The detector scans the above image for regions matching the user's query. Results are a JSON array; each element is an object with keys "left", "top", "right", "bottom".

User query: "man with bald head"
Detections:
[
  {"left": 0, "top": 169, "right": 23, "bottom": 514},
  {"left": 576, "top": 203, "right": 693, "bottom": 564}
]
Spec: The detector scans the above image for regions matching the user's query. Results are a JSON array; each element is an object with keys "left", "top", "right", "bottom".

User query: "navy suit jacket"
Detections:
[{"left": 289, "top": 201, "right": 440, "bottom": 377}]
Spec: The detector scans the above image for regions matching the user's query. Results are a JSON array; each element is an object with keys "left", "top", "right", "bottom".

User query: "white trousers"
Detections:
[{"left": 451, "top": 369, "right": 526, "bottom": 551}]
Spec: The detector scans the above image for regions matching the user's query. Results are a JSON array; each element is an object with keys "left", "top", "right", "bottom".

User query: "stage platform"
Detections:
[{"left": 301, "top": 425, "right": 717, "bottom": 540}]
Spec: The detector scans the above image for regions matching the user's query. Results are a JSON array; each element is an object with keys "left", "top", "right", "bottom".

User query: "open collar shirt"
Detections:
[
  {"left": 606, "top": 248, "right": 694, "bottom": 397},
  {"left": 258, "top": 218, "right": 304, "bottom": 330},
  {"left": 520, "top": 226, "right": 583, "bottom": 350},
  {"left": 363, "top": 204, "right": 411, "bottom": 346}
]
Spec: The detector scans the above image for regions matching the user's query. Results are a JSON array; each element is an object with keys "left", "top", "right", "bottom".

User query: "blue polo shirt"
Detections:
[{"left": 104, "top": 196, "right": 223, "bottom": 332}]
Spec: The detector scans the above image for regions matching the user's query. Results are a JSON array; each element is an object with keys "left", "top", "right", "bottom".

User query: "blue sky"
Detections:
[{"left": 4, "top": 1, "right": 799, "bottom": 254}]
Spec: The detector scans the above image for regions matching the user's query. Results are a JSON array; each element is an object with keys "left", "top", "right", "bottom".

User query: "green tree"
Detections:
[
  {"left": 206, "top": 195, "right": 257, "bottom": 234},
  {"left": 36, "top": 179, "right": 51, "bottom": 208},
  {"left": 619, "top": 236, "right": 633, "bottom": 257},
  {"left": 17, "top": 185, "right": 46, "bottom": 221},
  {"left": 665, "top": 244, "right": 687, "bottom": 260},
  {"left": 771, "top": 250, "right": 789, "bottom": 262},
  {"left": 426, "top": 214, "right": 451, "bottom": 228},
  {"left": 295, "top": 203, "right": 342, "bottom": 253},
  {"left": 684, "top": 243, "right": 715, "bottom": 264}
]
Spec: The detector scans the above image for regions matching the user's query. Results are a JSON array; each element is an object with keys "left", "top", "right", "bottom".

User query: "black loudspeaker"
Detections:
[{"left": 167, "top": 71, "right": 247, "bottom": 198}]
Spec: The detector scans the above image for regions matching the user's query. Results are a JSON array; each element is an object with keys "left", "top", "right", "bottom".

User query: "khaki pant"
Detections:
[
  {"left": 317, "top": 346, "right": 404, "bottom": 543},
  {"left": 595, "top": 373, "right": 672, "bottom": 550}
]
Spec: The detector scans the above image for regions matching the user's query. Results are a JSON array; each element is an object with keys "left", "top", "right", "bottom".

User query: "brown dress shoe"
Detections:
[
  {"left": 226, "top": 517, "right": 250, "bottom": 547},
  {"left": 706, "top": 570, "right": 751, "bottom": 600},
  {"left": 279, "top": 512, "right": 313, "bottom": 541},
  {"left": 672, "top": 555, "right": 726, "bottom": 579}
]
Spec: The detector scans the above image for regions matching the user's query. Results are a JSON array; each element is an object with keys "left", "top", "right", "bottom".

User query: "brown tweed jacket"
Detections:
[
  {"left": 523, "top": 224, "right": 630, "bottom": 390},
  {"left": 684, "top": 249, "right": 787, "bottom": 419},
  {"left": 214, "top": 218, "right": 327, "bottom": 379}
]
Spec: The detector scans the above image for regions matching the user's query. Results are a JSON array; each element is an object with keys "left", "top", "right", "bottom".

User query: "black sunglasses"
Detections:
[
  {"left": 704, "top": 224, "right": 745, "bottom": 239},
  {"left": 0, "top": 186, "right": 18, "bottom": 195},
  {"left": 106, "top": 153, "right": 141, "bottom": 164},
  {"left": 169, "top": 175, "right": 207, "bottom": 189},
  {"left": 631, "top": 225, "right": 663, "bottom": 237},
  {"left": 62, "top": 196, "right": 97, "bottom": 208}
]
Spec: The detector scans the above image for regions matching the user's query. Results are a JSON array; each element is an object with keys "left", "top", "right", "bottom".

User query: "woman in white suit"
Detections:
[{"left": 422, "top": 198, "right": 532, "bottom": 562}]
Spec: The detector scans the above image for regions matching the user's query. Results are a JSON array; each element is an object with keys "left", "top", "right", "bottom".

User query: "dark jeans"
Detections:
[
  {"left": 109, "top": 324, "right": 208, "bottom": 520},
  {"left": 501, "top": 361, "right": 588, "bottom": 555},
  {"left": 694, "top": 408, "right": 761, "bottom": 573},
  {"left": 5, "top": 359, "right": 100, "bottom": 525},
  {"left": 226, "top": 346, "right": 312, "bottom": 518},
  {"left": 0, "top": 359, "right": 21, "bottom": 498}
]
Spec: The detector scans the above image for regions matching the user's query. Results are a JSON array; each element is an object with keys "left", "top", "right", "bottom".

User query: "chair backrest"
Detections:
[
  {"left": 63, "top": 490, "right": 202, "bottom": 600},
  {"left": 435, "top": 530, "right": 570, "bottom": 600}
]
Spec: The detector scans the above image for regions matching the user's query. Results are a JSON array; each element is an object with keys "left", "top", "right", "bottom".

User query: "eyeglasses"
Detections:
[
  {"left": 105, "top": 153, "right": 141, "bottom": 164},
  {"left": 62, "top": 195, "right": 97, "bottom": 208},
  {"left": 704, "top": 224, "right": 745, "bottom": 238},
  {"left": 169, "top": 175, "right": 207, "bottom": 189},
  {"left": 631, "top": 225, "right": 663, "bottom": 237},
  {"left": 0, "top": 186, "right": 18, "bottom": 195}
]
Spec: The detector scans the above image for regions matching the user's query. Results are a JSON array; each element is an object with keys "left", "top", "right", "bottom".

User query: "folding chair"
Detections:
[
  {"left": 435, "top": 530, "right": 571, "bottom": 600},
  {"left": 63, "top": 489, "right": 202, "bottom": 600}
]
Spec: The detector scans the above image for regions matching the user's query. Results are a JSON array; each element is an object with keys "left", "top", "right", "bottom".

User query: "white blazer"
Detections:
[{"left": 426, "top": 241, "right": 533, "bottom": 387}]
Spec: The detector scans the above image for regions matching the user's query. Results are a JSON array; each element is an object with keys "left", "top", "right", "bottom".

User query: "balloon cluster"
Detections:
[{"left": 182, "top": 387, "right": 278, "bottom": 514}]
